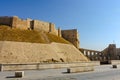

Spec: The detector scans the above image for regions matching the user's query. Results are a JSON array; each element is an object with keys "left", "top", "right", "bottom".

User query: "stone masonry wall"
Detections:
[
  {"left": 117, "top": 48, "right": 120, "bottom": 56},
  {"left": 32, "top": 20, "right": 59, "bottom": 35},
  {"left": 0, "top": 41, "right": 88, "bottom": 63},
  {"left": 61, "top": 29, "right": 79, "bottom": 48},
  {"left": 101, "top": 44, "right": 120, "bottom": 60},
  {"left": 0, "top": 16, "right": 13, "bottom": 27},
  {"left": 12, "top": 16, "right": 30, "bottom": 29},
  {"left": 0, "top": 16, "right": 59, "bottom": 36},
  {"left": 0, "top": 16, "right": 80, "bottom": 48},
  {"left": 33, "top": 20, "right": 50, "bottom": 31}
]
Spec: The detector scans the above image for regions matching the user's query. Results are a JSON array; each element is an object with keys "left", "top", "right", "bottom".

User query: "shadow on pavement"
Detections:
[{"left": 6, "top": 76, "right": 21, "bottom": 78}]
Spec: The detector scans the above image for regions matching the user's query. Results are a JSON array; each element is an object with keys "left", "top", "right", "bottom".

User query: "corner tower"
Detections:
[{"left": 61, "top": 29, "right": 80, "bottom": 48}]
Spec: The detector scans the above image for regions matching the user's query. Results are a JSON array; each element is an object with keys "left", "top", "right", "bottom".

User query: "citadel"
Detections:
[
  {"left": 0, "top": 16, "right": 120, "bottom": 64},
  {"left": 0, "top": 16, "right": 79, "bottom": 48},
  {"left": 0, "top": 16, "right": 120, "bottom": 76}
]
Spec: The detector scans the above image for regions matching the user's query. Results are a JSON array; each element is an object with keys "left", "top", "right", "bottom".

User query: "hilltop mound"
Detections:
[
  {"left": 0, "top": 25, "right": 89, "bottom": 63},
  {"left": 0, "top": 25, "right": 70, "bottom": 44},
  {"left": 0, "top": 41, "right": 89, "bottom": 63}
]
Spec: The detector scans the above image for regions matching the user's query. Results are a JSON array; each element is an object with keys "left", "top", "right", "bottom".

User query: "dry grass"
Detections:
[
  {"left": 46, "top": 32, "right": 70, "bottom": 44},
  {"left": 0, "top": 25, "right": 70, "bottom": 44}
]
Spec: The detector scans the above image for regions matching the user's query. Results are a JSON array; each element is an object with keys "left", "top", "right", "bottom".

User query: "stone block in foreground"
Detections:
[
  {"left": 15, "top": 71, "right": 24, "bottom": 78},
  {"left": 112, "top": 65, "right": 117, "bottom": 68},
  {"left": 67, "top": 66, "right": 94, "bottom": 73}
]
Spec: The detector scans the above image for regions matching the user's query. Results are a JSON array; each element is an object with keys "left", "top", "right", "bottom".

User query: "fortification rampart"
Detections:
[
  {"left": 12, "top": 16, "right": 30, "bottom": 29},
  {"left": 0, "top": 16, "right": 13, "bottom": 27},
  {"left": 0, "top": 16, "right": 80, "bottom": 48},
  {"left": 0, "top": 16, "right": 60, "bottom": 36},
  {"left": 61, "top": 29, "right": 79, "bottom": 48},
  {"left": 101, "top": 44, "right": 119, "bottom": 60},
  {"left": 33, "top": 20, "right": 50, "bottom": 31}
]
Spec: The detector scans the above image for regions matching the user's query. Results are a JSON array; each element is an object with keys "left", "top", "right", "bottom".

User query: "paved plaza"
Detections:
[{"left": 0, "top": 65, "right": 120, "bottom": 80}]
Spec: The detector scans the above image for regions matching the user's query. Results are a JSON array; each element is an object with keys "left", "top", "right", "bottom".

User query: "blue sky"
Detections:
[{"left": 0, "top": 0, "right": 120, "bottom": 50}]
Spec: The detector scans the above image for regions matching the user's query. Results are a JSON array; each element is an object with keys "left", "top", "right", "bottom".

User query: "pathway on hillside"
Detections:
[{"left": 40, "top": 31, "right": 50, "bottom": 43}]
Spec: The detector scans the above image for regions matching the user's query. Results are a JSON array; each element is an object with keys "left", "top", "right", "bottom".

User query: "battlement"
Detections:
[
  {"left": 0, "top": 16, "right": 80, "bottom": 48},
  {"left": 0, "top": 16, "right": 59, "bottom": 35},
  {"left": 0, "top": 16, "right": 13, "bottom": 27}
]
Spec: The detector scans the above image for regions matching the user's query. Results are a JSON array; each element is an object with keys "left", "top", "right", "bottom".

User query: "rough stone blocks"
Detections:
[
  {"left": 15, "top": 71, "right": 24, "bottom": 78},
  {"left": 67, "top": 66, "right": 94, "bottom": 73},
  {"left": 112, "top": 65, "right": 117, "bottom": 68},
  {"left": 0, "top": 64, "right": 3, "bottom": 71}
]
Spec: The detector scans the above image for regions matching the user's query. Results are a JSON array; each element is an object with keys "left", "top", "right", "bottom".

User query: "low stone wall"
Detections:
[
  {"left": 91, "top": 61, "right": 100, "bottom": 66},
  {"left": 0, "top": 64, "right": 2, "bottom": 71},
  {"left": 111, "top": 60, "right": 120, "bottom": 65},
  {"left": 67, "top": 66, "right": 94, "bottom": 73},
  {"left": 0, "top": 62, "right": 98, "bottom": 71}
]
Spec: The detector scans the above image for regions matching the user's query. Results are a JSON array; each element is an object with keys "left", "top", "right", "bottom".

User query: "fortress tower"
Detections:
[
  {"left": 107, "top": 44, "right": 117, "bottom": 59},
  {"left": 61, "top": 29, "right": 80, "bottom": 48}
]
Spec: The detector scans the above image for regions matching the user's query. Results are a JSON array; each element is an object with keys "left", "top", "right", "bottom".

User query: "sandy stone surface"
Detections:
[
  {"left": 0, "top": 41, "right": 88, "bottom": 63},
  {"left": 1, "top": 65, "right": 120, "bottom": 80}
]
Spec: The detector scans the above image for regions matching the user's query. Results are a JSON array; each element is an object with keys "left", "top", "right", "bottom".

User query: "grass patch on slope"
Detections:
[
  {"left": 0, "top": 25, "right": 46, "bottom": 43},
  {"left": 0, "top": 25, "right": 70, "bottom": 44},
  {"left": 46, "top": 32, "right": 70, "bottom": 44}
]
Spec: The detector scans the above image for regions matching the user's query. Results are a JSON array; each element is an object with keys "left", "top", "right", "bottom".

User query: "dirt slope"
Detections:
[
  {"left": 0, "top": 25, "right": 70, "bottom": 44},
  {"left": 0, "top": 41, "right": 89, "bottom": 63},
  {"left": 0, "top": 25, "right": 89, "bottom": 63}
]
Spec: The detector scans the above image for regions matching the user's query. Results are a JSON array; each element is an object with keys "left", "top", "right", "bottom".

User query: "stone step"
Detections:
[
  {"left": 67, "top": 66, "right": 94, "bottom": 73},
  {"left": 15, "top": 71, "right": 24, "bottom": 78}
]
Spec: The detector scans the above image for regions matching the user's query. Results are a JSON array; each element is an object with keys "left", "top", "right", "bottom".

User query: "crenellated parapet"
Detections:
[
  {"left": 0, "top": 16, "right": 61, "bottom": 36},
  {"left": 12, "top": 16, "right": 30, "bottom": 29},
  {"left": 0, "top": 16, "right": 13, "bottom": 27},
  {"left": 0, "top": 16, "right": 80, "bottom": 48}
]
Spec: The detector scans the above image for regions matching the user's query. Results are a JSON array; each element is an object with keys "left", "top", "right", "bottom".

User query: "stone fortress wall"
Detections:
[
  {"left": 61, "top": 29, "right": 79, "bottom": 48},
  {"left": 0, "top": 16, "right": 13, "bottom": 27},
  {"left": 80, "top": 44, "right": 120, "bottom": 62},
  {"left": 102, "top": 44, "right": 120, "bottom": 60},
  {"left": 12, "top": 16, "right": 30, "bottom": 29},
  {"left": 0, "top": 16, "right": 59, "bottom": 35},
  {"left": 0, "top": 16, "right": 79, "bottom": 48}
]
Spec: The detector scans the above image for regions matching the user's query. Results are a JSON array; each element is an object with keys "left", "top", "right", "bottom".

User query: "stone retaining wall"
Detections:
[
  {"left": 0, "top": 62, "right": 99, "bottom": 71},
  {"left": 91, "top": 61, "right": 100, "bottom": 66},
  {"left": 67, "top": 66, "right": 94, "bottom": 73},
  {"left": 111, "top": 60, "right": 120, "bottom": 65}
]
